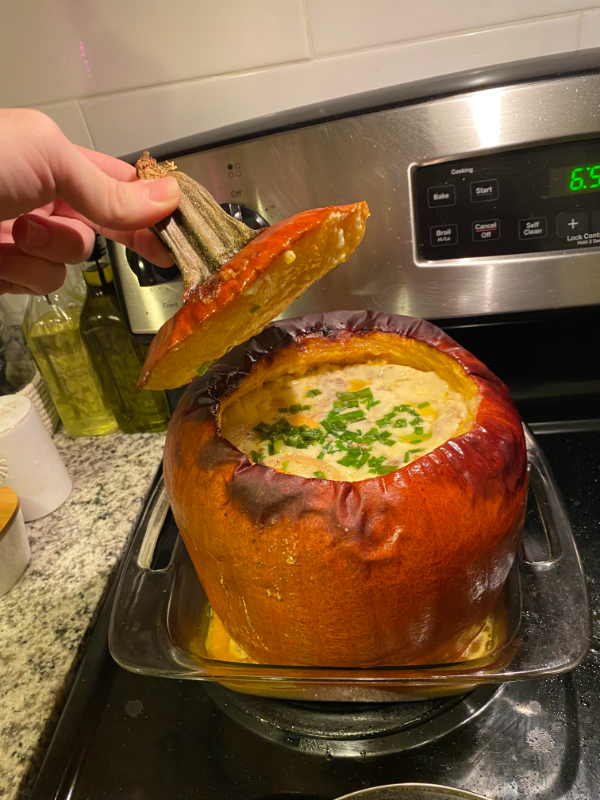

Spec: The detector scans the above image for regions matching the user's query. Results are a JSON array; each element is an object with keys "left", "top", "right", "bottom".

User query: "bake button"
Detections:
[
  {"left": 430, "top": 224, "right": 458, "bottom": 246},
  {"left": 472, "top": 219, "right": 500, "bottom": 241},
  {"left": 556, "top": 212, "right": 588, "bottom": 237},
  {"left": 518, "top": 217, "right": 547, "bottom": 240},
  {"left": 427, "top": 185, "right": 456, "bottom": 208},
  {"left": 470, "top": 179, "right": 499, "bottom": 202}
]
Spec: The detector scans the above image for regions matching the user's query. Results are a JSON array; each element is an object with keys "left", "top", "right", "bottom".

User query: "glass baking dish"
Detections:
[{"left": 109, "top": 425, "right": 591, "bottom": 702}]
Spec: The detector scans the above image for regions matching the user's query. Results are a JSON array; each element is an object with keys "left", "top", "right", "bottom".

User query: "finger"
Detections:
[
  {"left": 12, "top": 213, "right": 95, "bottom": 264},
  {"left": 0, "top": 244, "right": 65, "bottom": 294},
  {"left": 100, "top": 228, "right": 175, "bottom": 268},
  {"left": 75, "top": 146, "right": 137, "bottom": 182},
  {"left": 51, "top": 200, "right": 175, "bottom": 267},
  {"left": 0, "top": 219, "right": 15, "bottom": 243},
  {"left": 52, "top": 143, "right": 180, "bottom": 230}
]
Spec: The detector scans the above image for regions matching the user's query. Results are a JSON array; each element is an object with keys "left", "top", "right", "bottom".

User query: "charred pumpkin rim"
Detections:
[{"left": 218, "top": 329, "right": 480, "bottom": 480}]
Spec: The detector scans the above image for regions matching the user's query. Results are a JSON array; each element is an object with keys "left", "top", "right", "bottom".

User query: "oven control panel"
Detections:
[{"left": 413, "top": 137, "right": 600, "bottom": 261}]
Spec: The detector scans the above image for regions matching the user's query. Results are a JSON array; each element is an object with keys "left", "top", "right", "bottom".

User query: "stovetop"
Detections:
[{"left": 28, "top": 424, "right": 600, "bottom": 800}]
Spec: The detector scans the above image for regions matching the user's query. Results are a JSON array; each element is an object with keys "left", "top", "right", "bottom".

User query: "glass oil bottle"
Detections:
[
  {"left": 79, "top": 237, "right": 170, "bottom": 434},
  {"left": 23, "top": 268, "right": 118, "bottom": 436}
]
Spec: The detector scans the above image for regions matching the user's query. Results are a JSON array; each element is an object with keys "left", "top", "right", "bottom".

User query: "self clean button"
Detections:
[
  {"left": 470, "top": 179, "right": 498, "bottom": 202},
  {"left": 430, "top": 224, "right": 458, "bottom": 246},
  {"left": 427, "top": 185, "right": 456, "bottom": 208},
  {"left": 518, "top": 217, "right": 547, "bottom": 240}
]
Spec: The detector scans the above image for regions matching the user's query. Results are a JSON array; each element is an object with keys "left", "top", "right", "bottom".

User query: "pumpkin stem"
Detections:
[{"left": 135, "top": 151, "right": 261, "bottom": 302}]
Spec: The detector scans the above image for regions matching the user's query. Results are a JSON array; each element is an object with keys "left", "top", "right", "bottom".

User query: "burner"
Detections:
[{"left": 204, "top": 682, "right": 503, "bottom": 758}]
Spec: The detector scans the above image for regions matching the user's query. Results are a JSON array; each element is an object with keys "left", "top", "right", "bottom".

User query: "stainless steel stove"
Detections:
[{"left": 33, "top": 70, "right": 600, "bottom": 799}]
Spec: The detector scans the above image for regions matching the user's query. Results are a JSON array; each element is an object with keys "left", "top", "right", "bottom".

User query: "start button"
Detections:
[{"left": 470, "top": 179, "right": 499, "bottom": 202}]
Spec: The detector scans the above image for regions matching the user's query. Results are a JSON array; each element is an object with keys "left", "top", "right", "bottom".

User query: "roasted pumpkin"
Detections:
[
  {"left": 164, "top": 311, "right": 528, "bottom": 668},
  {"left": 135, "top": 153, "right": 369, "bottom": 390}
]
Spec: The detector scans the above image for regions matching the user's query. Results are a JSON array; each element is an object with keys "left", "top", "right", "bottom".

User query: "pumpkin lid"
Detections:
[{"left": 135, "top": 153, "right": 369, "bottom": 390}]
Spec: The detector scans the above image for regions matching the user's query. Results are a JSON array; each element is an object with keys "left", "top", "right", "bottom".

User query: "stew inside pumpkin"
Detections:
[{"left": 220, "top": 332, "right": 480, "bottom": 482}]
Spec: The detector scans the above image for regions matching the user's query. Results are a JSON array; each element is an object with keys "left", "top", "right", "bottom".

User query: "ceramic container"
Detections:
[
  {"left": 0, "top": 395, "right": 72, "bottom": 521},
  {"left": 0, "top": 486, "right": 30, "bottom": 596}
]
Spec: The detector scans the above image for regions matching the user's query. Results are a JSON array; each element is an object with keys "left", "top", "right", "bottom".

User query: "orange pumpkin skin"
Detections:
[
  {"left": 164, "top": 312, "right": 528, "bottom": 668},
  {"left": 139, "top": 203, "right": 369, "bottom": 390}
]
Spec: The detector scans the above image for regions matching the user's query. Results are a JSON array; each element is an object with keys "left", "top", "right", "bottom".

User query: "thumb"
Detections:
[{"left": 48, "top": 131, "right": 180, "bottom": 231}]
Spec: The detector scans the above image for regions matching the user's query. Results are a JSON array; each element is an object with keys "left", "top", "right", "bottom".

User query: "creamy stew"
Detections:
[{"left": 222, "top": 362, "right": 474, "bottom": 482}]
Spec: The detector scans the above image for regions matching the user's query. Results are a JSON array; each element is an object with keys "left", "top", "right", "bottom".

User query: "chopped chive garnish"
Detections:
[
  {"left": 281, "top": 460, "right": 289, "bottom": 470},
  {"left": 366, "top": 399, "right": 381, "bottom": 409},
  {"left": 404, "top": 448, "right": 424, "bottom": 463},
  {"left": 306, "top": 389, "right": 322, "bottom": 397},
  {"left": 301, "top": 404, "right": 311, "bottom": 411},
  {"left": 273, "top": 439, "right": 285, "bottom": 454},
  {"left": 398, "top": 432, "right": 431, "bottom": 443},
  {"left": 289, "top": 404, "right": 303, "bottom": 414},
  {"left": 417, "top": 401, "right": 430, "bottom": 409},
  {"left": 277, "top": 407, "right": 289, "bottom": 413},
  {"left": 268, "top": 442, "right": 275, "bottom": 456},
  {"left": 377, "top": 465, "right": 398, "bottom": 475},
  {"left": 313, "top": 471, "right": 327, "bottom": 479},
  {"left": 394, "top": 418, "right": 407, "bottom": 428},
  {"left": 317, "top": 450, "right": 325, "bottom": 460},
  {"left": 336, "top": 410, "right": 366, "bottom": 423},
  {"left": 337, "top": 453, "right": 360, "bottom": 468},
  {"left": 410, "top": 417, "right": 422, "bottom": 427},
  {"left": 249, "top": 305, "right": 260, "bottom": 313},
  {"left": 250, "top": 450, "right": 263, "bottom": 463},
  {"left": 357, "top": 450, "right": 370, "bottom": 469},
  {"left": 414, "top": 427, "right": 424, "bottom": 435}
]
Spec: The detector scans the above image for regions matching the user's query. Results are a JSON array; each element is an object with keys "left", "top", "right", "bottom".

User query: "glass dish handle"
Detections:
[{"left": 109, "top": 475, "right": 184, "bottom": 675}]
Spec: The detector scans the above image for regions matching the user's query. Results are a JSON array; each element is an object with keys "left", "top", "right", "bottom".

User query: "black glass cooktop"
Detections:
[{"left": 26, "top": 302, "right": 600, "bottom": 800}]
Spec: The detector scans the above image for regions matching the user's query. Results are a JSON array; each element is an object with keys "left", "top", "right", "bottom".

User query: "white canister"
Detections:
[
  {"left": 0, "top": 486, "right": 30, "bottom": 596},
  {"left": 0, "top": 395, "right": 72, "bottom": 521}
]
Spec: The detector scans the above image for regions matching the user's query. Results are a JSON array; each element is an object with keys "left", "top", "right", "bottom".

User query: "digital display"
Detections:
[{"left": 548, "top": 163, "right": 600, "bottom": 197}]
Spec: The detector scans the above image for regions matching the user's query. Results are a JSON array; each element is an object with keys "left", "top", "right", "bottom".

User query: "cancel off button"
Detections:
[{"left": 519, "top": 217, "right": 547, "bottom": 240}]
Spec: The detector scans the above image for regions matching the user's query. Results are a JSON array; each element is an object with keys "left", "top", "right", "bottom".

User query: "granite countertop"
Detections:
[{"left": 0, "top": 430, "right": 165, "bottom": 800}]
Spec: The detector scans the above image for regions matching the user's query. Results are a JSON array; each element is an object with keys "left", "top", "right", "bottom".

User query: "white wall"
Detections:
[{"left": 2, "top": 1, "right": 600, "bottom": 158}]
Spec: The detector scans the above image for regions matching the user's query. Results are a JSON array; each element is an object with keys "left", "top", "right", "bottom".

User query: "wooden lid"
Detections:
[{"left": 0, "top": 487, "right": 20, "bottom": 542}]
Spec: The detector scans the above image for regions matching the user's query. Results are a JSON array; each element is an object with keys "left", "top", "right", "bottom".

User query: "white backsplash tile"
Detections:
[
  {"left": 306, "top": 0, "right": 595, "bottom": 55},
  {"left": 82, "top": 15, "right": 581, "bottom": 158},
  {"left": 0, "top": 0, "right": 309, "bottom": 108},
  {"left": 36, "top": 102, "right": 94, "bottom": 149},
  {"left": 579, "top": 7, "right": 600, "bottom": 46}
]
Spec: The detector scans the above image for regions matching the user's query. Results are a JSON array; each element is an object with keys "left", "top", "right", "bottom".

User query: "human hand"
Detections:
[{"left": 0, "top": 109, "right": 181, "bottom": 295}]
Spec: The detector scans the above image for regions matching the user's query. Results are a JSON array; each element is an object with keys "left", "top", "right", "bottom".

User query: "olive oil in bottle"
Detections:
[
  {"left": 24, "top": 269, "right": 118, "bottom": 437},
  {"left": 79, "top": 238, "right": 170, "bottom": 434}
]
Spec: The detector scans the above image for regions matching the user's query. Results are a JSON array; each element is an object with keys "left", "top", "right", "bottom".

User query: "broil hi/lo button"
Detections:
[
  {"left": 430, "top": 224, "right": 458, "bottom": 246},
  {"left": 472, "top": 219, "right": 500, "bottom": 241}
]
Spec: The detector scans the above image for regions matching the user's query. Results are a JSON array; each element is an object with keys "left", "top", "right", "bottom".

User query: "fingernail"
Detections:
[
  {"left": 24, "top": 219, "right": 51, "bottom": 248},
  {"left": 144, "top": 176, "right": 180, "bottom": 205}
]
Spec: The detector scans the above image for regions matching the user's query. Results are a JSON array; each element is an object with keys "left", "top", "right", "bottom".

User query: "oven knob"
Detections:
[{"left": 220, "top": 203, "right": 270, "bottom": 231}]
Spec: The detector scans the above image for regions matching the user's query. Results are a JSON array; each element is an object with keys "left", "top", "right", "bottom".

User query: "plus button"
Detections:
[{"left": 557, "top": 212, "right": 588, "bottom": 238}]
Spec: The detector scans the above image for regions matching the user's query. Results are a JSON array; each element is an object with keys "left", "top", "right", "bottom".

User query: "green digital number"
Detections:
[
  {"left": 570, "top": 167, "right": 585, "bottom": 191},
  {"left": 589, "top": 165, "right": 600, "bottom": 189}
]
